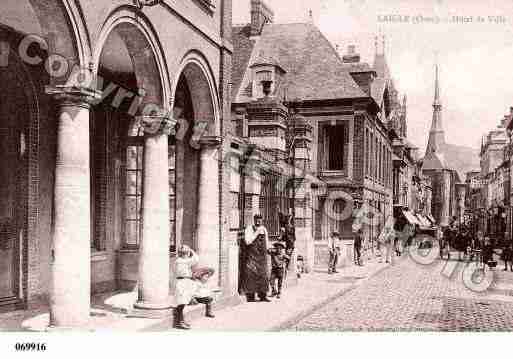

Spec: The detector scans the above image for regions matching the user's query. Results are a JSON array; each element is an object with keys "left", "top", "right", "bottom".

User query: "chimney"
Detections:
[
  {"left": 250, "top": 0, "right": 274, "bottom": 36},
  {"left": 500, "top": 116, "right": 507, "bottom": 128},
  {"left": 342, "top": 45, "right": 361, "bottom": 63}
]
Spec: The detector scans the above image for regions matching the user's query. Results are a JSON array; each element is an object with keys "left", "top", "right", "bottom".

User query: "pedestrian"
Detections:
[
  {"left": 241, "top": 214, "right": 271, "bottom": 302},
  {"left": 267, "top": 241, "right": 290, "bottom": 298},
  {"left": 436, "top": 226, "right": 445, "bottom": 259},
  {"left": 455, "top": 229, "right": 466, "bottom": 261},
  {"left": 173, "top": 245, "right": 199, "bottom": 330},
  {"left": 279, "top": 212, "right": 296, "bottom": 272},
  {"left": 442, "top": 225, "right": 452, "bottom": 260},
  {"left": 354, "top": 228, "right": 363, "bottom": 266},
  {"left": 191, "top": 267, "right": 216, "bottom": 319},
  {"left": 327, "top": 231, "right": 341, "bottom": 274},
  {"left": 502, "top": 242, "right": 513, "bottom": 272},
  {"left": 482, "top": 237, "right": 499, "bottom": 270},
  {"left": 382, "top": 216, "right": 396, "bottom": 265}
]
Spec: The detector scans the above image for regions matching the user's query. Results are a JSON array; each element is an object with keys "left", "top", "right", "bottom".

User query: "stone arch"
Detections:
[
  {"left": 1, "top": 0, "right": 90, "bottom": 84},
  {"left": 92, "top": 6, "right": 171, "bottom": 112},
  {"left": 173, "top": 50, "right": 220, "bottom": 137}
]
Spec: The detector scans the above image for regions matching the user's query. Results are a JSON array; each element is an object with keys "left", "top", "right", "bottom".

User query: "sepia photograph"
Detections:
[{"left": 1, "top": 0, "right": 513, "bottom": 356}]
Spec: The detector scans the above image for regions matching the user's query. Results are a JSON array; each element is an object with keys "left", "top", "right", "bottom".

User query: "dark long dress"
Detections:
[{"left": 242, "top": 228, "right": 269, "bottom": 294}]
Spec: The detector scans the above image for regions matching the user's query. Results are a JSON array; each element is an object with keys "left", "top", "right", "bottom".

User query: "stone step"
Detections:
[{"left": 488, "top": 283, "right": 513, "bottom": 297}]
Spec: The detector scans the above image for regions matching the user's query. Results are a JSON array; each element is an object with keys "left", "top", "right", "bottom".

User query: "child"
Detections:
[
  {"left": 174, "top": 245, "right": 199, "bottom": 330},
  {"left": 267, "top": 242, "right": 290, "bottom": 298},
  {"left": 502, "top": 243, "right": 513, "bottom": 272},
  {"left": 191, "top": 267, "right": 216, "bottom": 318}
]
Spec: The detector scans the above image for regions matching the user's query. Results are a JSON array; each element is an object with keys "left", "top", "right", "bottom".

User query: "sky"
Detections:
[{"left": 233, "top": 0, "right": 513, "bottom": 153}]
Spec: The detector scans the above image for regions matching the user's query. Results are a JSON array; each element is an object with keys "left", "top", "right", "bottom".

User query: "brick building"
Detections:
[
  {"left": 231, "top": 1, "right": 409, "bottom": 270},
  {"left": 0, "top": 0, "right": 237, "bottom": 328}
]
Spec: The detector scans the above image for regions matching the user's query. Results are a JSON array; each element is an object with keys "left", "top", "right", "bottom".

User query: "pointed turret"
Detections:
[{"left": 425, "top": 64, "right": 445, "bottom": 156}]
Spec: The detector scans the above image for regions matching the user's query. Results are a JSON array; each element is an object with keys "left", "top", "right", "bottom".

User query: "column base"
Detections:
[
  {"left": 131, "top": 298, "right": 174, "bottom": 319},
  {"left": 46, "top": 325, "right": 93, "bottom": 332}
]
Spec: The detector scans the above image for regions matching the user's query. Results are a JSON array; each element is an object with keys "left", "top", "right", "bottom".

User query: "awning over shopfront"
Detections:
[
  {"left": 402, "top": 210, "right": 421, "bottom": 226},
  {"left": 415, "top": 214, "right": 432, "bottom": 228}
]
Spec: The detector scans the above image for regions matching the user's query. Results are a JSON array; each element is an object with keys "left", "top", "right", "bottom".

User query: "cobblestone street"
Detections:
[{"left": 288, "top": 254, "right": 513, "bottom": 331}]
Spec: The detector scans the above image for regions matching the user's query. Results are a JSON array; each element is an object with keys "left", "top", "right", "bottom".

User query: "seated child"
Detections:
[
  {"left": 267, "top": 241, "right": 290, "bottom": 299},
  {"left": 192, "top": 267, "right": 216, "bottom": 318},
  {"left": 174, "top": 245, "right": 199, "bottom": 330}
]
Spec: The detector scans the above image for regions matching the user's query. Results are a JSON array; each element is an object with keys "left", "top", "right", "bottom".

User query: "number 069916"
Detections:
[{"left": 14, "top": 343, "right": 47, "bottom": 351}]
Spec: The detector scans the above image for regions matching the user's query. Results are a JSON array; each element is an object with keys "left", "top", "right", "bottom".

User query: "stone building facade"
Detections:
[
  {"left": 478, "top": 121, "right": 508, "bottom": 237},
  {"left": 0, "top": 0, "right": 236, "bottom": 328}
]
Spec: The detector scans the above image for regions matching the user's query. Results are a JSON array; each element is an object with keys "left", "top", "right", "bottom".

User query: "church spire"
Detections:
[
  {"left": 425, "top": 63, "right": 445, "bottom": 156},
  {"left": 433, "top": 64, "right": 441, "bottom": 107}
]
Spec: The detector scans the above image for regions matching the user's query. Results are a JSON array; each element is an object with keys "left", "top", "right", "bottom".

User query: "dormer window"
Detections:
[
  {"left": 250, "top": 56, "right": 286, "bottom": 100},
  {"left": 255, "top": 69, "right": 273, "bottom": 98}
]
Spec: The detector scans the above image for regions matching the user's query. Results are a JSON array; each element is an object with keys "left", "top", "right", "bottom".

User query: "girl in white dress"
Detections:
[{"left": 174, "top": 245, "right": 199, "bottom": 330}]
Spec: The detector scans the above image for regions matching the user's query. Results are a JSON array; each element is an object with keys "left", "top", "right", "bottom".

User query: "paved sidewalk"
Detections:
[
  {"left": 150, "top": 256, "right": 390, "bottom": 331},
  {"left": 0, "top": 255, "right": 390, "bottom": 332}
]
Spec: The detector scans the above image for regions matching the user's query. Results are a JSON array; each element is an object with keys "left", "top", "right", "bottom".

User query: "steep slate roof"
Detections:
[
  {"left": 232, "top": 22, "right": 366, "bottom": 103},
  {"left": 370, "top": 53, "right": 392, "bottom": 106},
  {"left": 371, "top": 78, "right": 387, "bottom": 105}
]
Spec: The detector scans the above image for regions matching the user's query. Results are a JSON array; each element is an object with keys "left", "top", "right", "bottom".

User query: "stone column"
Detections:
[
  {"left": 45, "top": 85, "right": 100, "bottom": 329},
  {"left": 134, "top": 114, "right": 176, "bottom": 310},
  {"left": 196, "top": 136, "right": 222, "bottom": 285}
]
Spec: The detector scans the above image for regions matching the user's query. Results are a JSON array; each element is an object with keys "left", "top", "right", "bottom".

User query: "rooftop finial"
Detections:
[{"left": 308, "top": 9, "right": 314, "bottom": 23}]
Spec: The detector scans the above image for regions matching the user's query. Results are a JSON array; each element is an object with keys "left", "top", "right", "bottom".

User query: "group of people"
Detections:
[
  {"left": 439, "top": 223, "right": 513, "bottom": 271},
  {"left": 327, "top": 228, "right": 364, "bottom": 274},
  {"left": 327, "top": 215, "right": 410, "bottom": 274},
  {"left": 240, "top": 213, "right": 295, "bottom": 302},
  {"left": 172, "top": 213, "right": 296, "bottom": 330}
]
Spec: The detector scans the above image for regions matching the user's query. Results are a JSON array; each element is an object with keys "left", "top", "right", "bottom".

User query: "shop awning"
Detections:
[
  {"left": 402, "top": 210, "right": 421, "bottom": 226},
  {"left": 415, "top": 214, "right": 432, "bottom": 228}
]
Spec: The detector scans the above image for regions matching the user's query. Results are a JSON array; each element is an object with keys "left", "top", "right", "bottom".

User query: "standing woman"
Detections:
[{"left": 242, "top": 214, "right": 271, "bottom": 302}]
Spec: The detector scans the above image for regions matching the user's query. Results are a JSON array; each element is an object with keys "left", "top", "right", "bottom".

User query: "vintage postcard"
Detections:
[{"left": 1, "top": 0, "right": 512, "bottom": 356}]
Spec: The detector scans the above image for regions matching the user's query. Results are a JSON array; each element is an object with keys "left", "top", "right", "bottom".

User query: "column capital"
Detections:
[
  {"left": 136, "top": 112, "right": 177, "bottom": 136},
  {"left": 45, "top": 85, "right": 101, "bottom": 109},
  {"left": 199, "top": 136, "right": 222, "bottom": 148}
]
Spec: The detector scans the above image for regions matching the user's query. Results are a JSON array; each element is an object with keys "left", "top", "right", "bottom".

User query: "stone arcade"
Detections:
[{"left": 0, "top": 0, "right": 235, "bottom": 328}]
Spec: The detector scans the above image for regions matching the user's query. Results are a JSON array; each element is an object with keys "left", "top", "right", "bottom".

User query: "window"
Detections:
[
  {"left": 322, "top": 123, "right": 346, "bottom": 171},
  {"left": 375, "top": 137, "right": 378, "bottom": 179},
  {"left": 90, "top": 110, "right": 107, "bottom": 252},
  {"left": 365, "top": 129, "right": 370, "bottom": 176},
  {"left": 122, "top": 124, "right": 176, "bottom": 251},
  {"left": 259, "top": 170, "right": 288, "bottom": 238},
  {"left": 370, "top": 133, "right": 374, "bottom": 179},
  {"left": 124, "top": 139, "right": 143, "bottom": 248}
]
